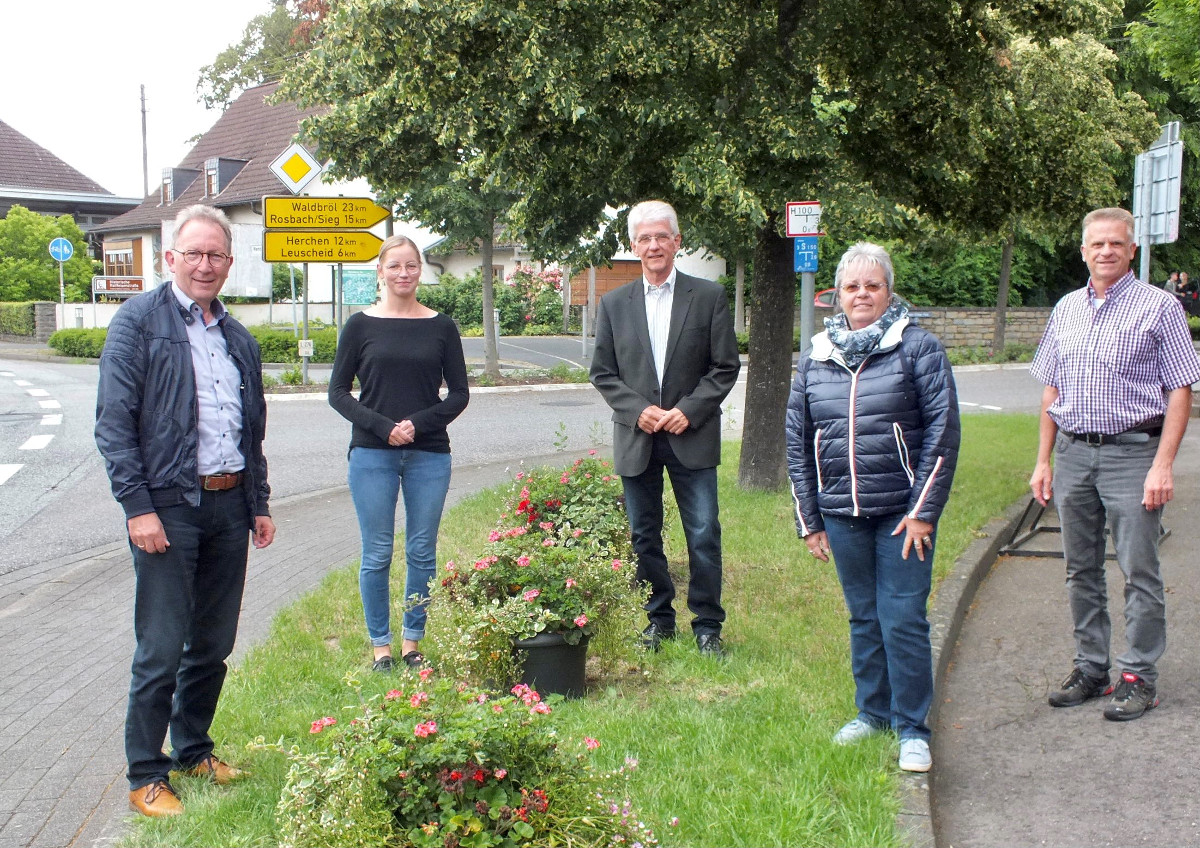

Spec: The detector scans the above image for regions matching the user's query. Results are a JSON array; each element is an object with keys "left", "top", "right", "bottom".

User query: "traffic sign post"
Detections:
[
  {"left": 48, "top": 237, "right": 74, "bottom": 305},
  {"left": 787, "top": 203, "right": 823, "bottom": 353}
]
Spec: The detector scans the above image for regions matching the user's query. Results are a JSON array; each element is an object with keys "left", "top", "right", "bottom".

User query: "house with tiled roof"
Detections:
[
  {"left": 0, "top": 119, "right": 140, "bottom": 255},
  {"left": 90, "top": 80, "right": 331, "bottom": 299}
]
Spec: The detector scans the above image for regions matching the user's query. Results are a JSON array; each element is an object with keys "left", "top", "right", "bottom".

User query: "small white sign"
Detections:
[
  {"left": 298, "top": 339, "right": 314, "bottom": 358},
  {"left": 269, "top": 143, "right": 323, "bottom": 195},
  {"left": 786, "top": 201, "right": 823, "bottom": 237}
]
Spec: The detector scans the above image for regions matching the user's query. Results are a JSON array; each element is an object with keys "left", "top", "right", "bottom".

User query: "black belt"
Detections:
[{"left": 1062, "top": 421, "right": 1162, "bottom": 445}]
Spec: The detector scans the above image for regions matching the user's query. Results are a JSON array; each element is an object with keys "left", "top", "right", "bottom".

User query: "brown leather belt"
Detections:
[{"left": 200, "top": 472, "right": 244, "bottom": 491}]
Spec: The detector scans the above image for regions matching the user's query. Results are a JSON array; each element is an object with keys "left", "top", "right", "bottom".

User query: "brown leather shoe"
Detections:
[
  {"left": 128, "top": 780, "right": 183, "bottom": 817},
  {"left": 180, "top": 754, "right": 245, "bottom": 785}
]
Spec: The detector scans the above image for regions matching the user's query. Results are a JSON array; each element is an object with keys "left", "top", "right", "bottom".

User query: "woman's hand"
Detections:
[
  {"left": 893, "top": 516, "right": 934, "bottom": 562},
  {"left": 804, "top": 530, "right": 831, "bottom": 563},
  {"left": 388, "top": 420, "right": 416, "bottom": 446}
]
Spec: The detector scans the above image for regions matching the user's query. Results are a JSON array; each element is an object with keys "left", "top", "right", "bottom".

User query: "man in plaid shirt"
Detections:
[{"left": 1030, "top": 207, "right": 1200, "bottom": 721}]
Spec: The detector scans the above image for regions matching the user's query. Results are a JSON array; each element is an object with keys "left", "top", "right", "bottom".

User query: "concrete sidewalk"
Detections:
[
  {"left": 929, "top": 428, "right": 1200, "bottom": 847},
  {"left": 0, "top": 456, "right": 545, "bottom": 848}
]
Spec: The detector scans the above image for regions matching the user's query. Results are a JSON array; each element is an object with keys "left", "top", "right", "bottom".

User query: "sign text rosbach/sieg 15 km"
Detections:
[{"left": 261, "top": 195, "right": 391, "bottom": 263}]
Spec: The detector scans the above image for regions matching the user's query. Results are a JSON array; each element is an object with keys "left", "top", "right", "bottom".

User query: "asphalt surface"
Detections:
[{"left": 3, "top": 337, "right": 1200, "bottom": 848}]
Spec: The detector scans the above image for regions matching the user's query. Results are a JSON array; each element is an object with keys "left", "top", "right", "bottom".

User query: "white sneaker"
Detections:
[
  {"left": 832, "top": 718, "right": 884, "bottom": 746},
  {"left": 898, "top": 738, "right": 932, "bottom": 772}
]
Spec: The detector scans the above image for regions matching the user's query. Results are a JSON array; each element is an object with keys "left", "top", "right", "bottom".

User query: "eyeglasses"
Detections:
[
  {"left": 634, "top": 233, "right": 676, "bottom": 247},
  {"left": 173, "top": 249, "right": 232, "bottom": 268},
  {"left": 840, "top": 282, "right": 887, "bottom": 295},
  {"left": 383, "top": 262, "right": 422, "bottom": 274}
]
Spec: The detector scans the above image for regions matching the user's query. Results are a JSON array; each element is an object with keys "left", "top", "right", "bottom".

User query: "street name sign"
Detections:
[
  {"left": 263, "top": 230, "right": 384, "bottom": 263},
  {"left": 263, "top": 196, "right": 390, "bottom": 230}
]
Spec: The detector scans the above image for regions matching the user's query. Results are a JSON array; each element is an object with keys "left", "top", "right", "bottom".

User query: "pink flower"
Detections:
[
  {"left": 516, "top": 472, "right": 525, "bottom": 480},
  {"left": 309, "top": 716, "right": 337, "bottom": 733},
  {"left": 517, "top": 555, "right": 530, "bottom": 567},
  {"left": 573, "top": 528, "right": 584, "bottom": 538},
  {"left": 670, "top": 817, "right": 680, "bottom": 827},
  {"left": 419, "top": 667, "right": 433, "bottom": 681},
  {"left": 574, "top": 614, "right": 588, "bottom": 627},
  {"left": 523, "top": 589, "right": 541, "bottom": 601},
  {"left": 539, "top": 521, "right": 554, "bottom": 531},
  {"left": 584, "top": 736, "right": 600, "bottom": 750},
  {"left": 589, "top": 449, "right": 597, "bottom": 456},
  {"left": 612, "top": 559, "right": 622, "bottom": 570},
  {"left": 531, "top": 702, "right": 551, "bottom": 715},
  {"left": 560, "top": 474, "right": 569, "bottom": 484},
  {"left": 410, "top": 691, "right": 429, "bottom": 708},
  {"left": 492, "top": 703, "right": 504, "bottom": 714},
  {"left": 494, "top": 768, "right": 508, "bottom": 779},
  {"left": 413, "top": 720, "right": 438, "bottom": 737},
  {"left": 565, "top": 578, "right": 577, "bottom": 588},
  {"left": 474, "top": 559, "right": 490, "bottom": 571},
  {"left": 488, "top": 530, "right": 502, "bottom": 542},
  {"left": 541, "top": 538, "right": 555, "bottom": 547},
  {"left": 385, "top": 689, "right": 403, "bottom": 701}
]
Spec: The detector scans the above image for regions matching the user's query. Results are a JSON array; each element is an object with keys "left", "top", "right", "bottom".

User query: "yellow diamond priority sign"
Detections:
[{"left": 269, "top": 143, "right": 323, "bottom": 195}]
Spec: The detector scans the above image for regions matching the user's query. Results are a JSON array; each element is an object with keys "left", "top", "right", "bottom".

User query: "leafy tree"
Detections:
[
  {"left": 0, "top": 206, "right": 93, "bottom": 302},
  {"left": 197, "top": 0, "right": 331, "bottom": 110},
  {"left": 1128, "top": 0, "right": 1200, "bottom": 103}
]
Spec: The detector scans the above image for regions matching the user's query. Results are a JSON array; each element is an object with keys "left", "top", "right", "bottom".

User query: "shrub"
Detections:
[
  {"left": 48, "top": 328, "right": 107, "bottom": 358},
  {"left": 248, "top": 326, "right": 339, "bottom": 363},
  {"left": 276, "top": 675, "right": 657, "bottom": 848},
  {"left": 0, "top": 302, "right": 36, "bottom": 336}
]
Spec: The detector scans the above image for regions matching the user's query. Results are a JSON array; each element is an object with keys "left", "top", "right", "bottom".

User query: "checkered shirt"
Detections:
[{"left": 1030, "top": 271, "right": 1200, "bottom": 434}]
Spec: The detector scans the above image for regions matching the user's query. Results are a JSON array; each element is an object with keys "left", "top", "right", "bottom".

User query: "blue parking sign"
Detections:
[{"left": 794, "top": 237, "right": 818, "bottom": 273}]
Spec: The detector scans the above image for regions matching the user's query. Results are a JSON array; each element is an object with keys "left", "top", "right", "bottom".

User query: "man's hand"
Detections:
[
  {"left": 1030, "top": 461, "right": 1054, "bottom": 506},
  {"left": 653, "top": 407, "right": 690, "bottom": 435},
  {"left": 128, "top": 513, "right": 168, "bottom": 554},
  {"left": 253, "top": 516, "right": 276, "bottom": 549},
  {"left": 637, "top": 405, "right": 667, "bottom": 434},
  {"left": 1143, "top": 463, "right": 1174, "bottom": 511}
]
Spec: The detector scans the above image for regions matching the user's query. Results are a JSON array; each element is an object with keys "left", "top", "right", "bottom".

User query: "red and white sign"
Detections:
[
  {"left": 786, "top": 201, "right": 823, "bottom": 237},
  {"left": 92, "top": 276, "right": 145, "bottom": 295}
]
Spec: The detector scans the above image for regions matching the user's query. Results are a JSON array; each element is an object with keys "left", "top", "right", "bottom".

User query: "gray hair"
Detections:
[
  {"left": 627, "top": 200, "right": 679, "bottom": 244},
  {"left": 835, "top": 242, "right": 894, "bottom": 291},
  {"left": 172, "top": 205, "right": 233, "bottom": 251},
  {"left": 1081, "top": 207, "right": 1135, "bottom": 245}
]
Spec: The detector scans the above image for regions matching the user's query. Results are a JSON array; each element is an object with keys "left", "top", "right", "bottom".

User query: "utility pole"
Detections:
[{"left": 140, "top": 85, "right": 149, "bottom": 199}]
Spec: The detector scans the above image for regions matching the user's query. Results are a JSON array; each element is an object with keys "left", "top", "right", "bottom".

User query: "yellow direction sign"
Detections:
[
  {"left": 263, "top": 230, "right": 384, "bottom": 263},
  {"left": 263, "top": 196, "right": 390, "bottom": 230}
]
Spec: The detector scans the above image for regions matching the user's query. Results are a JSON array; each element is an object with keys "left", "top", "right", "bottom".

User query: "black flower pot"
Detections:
[{"left": 512, "top": 631, "right": 589, "bottom": 699}]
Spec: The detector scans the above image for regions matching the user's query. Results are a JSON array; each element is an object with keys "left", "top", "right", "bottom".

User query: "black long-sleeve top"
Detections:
[{"left": 328, "top": 311, "right": 469, "bottom": 454}]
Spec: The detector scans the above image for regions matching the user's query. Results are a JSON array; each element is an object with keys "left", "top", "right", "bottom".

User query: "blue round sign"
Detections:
[{"left": 49, "top": 237, "right": 74, "bottom": 262}]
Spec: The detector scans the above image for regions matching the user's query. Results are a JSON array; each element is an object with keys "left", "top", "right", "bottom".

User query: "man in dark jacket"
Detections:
[
  {"left": 96, "top": 205, "right": 275, "bottom": 817},
  {"left": 589, "top": 200, "right": 740, "bottom": 656}
]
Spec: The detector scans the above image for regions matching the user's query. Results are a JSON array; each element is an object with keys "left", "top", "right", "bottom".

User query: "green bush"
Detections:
[
  {"left": 248, "top": 326, "right": 339, "bottom": 363},
  {"left": 48, "top": 328, "right": 107, "bottom": 358},
  {"left": 0, "top": 302, "right": 36, "bottom": 336}
]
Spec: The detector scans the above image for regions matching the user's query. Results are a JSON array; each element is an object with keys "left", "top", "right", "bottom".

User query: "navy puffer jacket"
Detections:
[{"left": 786, "top": 316, "right": 959, "bottom": 537}]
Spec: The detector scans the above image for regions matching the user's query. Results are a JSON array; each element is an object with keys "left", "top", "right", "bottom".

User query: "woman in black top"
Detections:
[{"left": 329, "top": 235, "right": 469, "bottom": 671}]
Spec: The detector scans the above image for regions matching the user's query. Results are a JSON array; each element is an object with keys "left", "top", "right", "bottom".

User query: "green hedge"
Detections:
[
  {"left": 0, "top": 302, "right": 36, "bottom": 336},
  {"left": 48, "top": 328, "right": 108, "bottom": 358},
  {"left": 247, "top": 326, "right": 339, "bottom": 363}
]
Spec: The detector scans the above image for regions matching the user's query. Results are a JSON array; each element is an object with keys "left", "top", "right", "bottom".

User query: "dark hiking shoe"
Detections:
[
  {"left": 1048, "top": 667, "right": 1112, "bottom": 707},
  {"left": 1103, "top": 672, "right": 1159, "bottom": 721}
]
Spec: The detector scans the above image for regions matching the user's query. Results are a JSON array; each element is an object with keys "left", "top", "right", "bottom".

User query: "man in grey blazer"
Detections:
[{"left": 590, "top": 200, "right": 741, "bottom": 655}]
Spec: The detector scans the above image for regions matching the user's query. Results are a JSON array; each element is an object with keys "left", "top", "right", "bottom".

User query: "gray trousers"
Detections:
[{"left": 1053, "top": 432, "right": 1166, "bottom": 683}]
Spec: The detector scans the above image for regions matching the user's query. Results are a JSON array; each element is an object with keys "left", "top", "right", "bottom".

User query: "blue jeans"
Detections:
[
  {"left": 348, "top": 447, "right": 452, "bottom": 646},
  {"left": 620, "top": 434, "right": 724, "bottom": 635},
  {"left": 126, "top": 490, "right": 250, "bottom": 789},
  {"left": 824, "top": 512, "right": 933, "bottom": 742}
]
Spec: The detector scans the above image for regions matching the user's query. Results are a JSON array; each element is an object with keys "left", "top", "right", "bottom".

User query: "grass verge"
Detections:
[{"left": 121, "top": 413, "right": 1038, "bottom": 848}]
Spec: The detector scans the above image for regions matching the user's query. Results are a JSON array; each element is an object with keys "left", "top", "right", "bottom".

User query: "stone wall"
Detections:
[{"left": 807, "top": 306, "right": 1052, "bottom": 350}]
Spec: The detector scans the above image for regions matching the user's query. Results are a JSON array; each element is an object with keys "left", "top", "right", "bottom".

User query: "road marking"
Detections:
[
  {"left": 0, "top": 371, "right": 14, "bottom": 377},
  {"left": 41, "top": 414, "right": 63, "bottom": 426},
  {"left": 26, "top": 388, "right": 49, "bottom": 397},
  {"left": 14, "top": 380, "right": 31, "bottom": 387},
  {"left": 981, "top": 404, "right": 1002, "bottom": 411},
  {"left": 38, "top": 400, "right": 61, "bottom": 409},
  {"left": 19, "top": 434, "right": 54, "bottom": 450},
  {"left": 0, "top": 464, "right": 20, "bottom": 485}
]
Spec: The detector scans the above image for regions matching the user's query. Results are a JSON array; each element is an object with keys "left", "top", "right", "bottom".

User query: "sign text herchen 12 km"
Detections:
[{"left": 261, "top": 196, "right": 390, "bottom": 262}]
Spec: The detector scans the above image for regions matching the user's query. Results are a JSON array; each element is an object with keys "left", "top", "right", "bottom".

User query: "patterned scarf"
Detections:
[{"left": 824, "top": 299, "right": 908, "bottom": 369}]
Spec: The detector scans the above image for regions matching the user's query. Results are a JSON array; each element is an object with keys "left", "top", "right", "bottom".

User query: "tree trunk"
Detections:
[
  {"left": 992, "top": 231, "right": 1014, "bottom": 356},
  {"left": 737, "top": 221, "right": 793, "bottom": 490},
  {"left": 734, "top": 257, "right": 746, "bottom": 334},
  {"left": 480, "top": 216, "right": 501, "bottom": 379}
]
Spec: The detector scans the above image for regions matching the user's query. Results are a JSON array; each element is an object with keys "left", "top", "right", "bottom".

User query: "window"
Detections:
[{"left": 105, "top": 247, "right": 134, "bottom": 276}]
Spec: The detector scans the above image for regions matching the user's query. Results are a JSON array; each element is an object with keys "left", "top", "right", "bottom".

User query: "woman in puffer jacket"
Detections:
[{"left": 786, "top": 242, "right": 960, "bottom": 774}]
